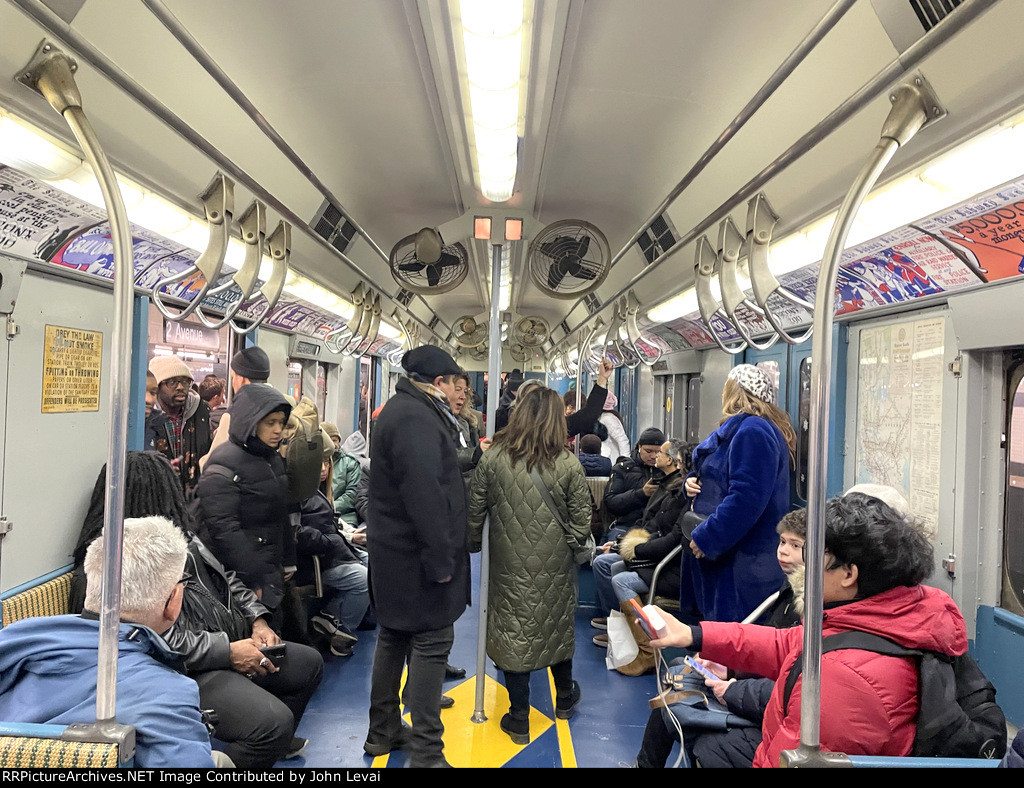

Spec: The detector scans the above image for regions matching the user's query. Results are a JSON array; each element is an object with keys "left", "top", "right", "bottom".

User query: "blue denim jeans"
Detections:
[{"left": 320, "top": 561, "right": 369, "bottom": 630}]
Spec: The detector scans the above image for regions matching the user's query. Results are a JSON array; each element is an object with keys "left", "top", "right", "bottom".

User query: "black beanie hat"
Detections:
[
  {"left": 231, "top": 346, "right": 271, "bottom": 382},
  {"left": 637, "top": 427, "right": 667, "bottom": 447}
]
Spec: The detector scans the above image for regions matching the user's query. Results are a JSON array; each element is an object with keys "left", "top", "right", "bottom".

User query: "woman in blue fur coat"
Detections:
[{"left": 681, "top": 364, "right": 796, "bottom": 623}]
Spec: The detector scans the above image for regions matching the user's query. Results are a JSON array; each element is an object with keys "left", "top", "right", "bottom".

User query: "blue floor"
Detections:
[{"left": 284, "top": 553, "right": 660, "bottom": 768}]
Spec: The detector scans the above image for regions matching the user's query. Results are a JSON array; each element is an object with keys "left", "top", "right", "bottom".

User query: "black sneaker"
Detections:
[
  {"left": 310, "top": 611, "right": 341, "bottom": 637},
  {"left": 440, "top": 695, "right": 454, "bottom": 709},
  {"left": 555, "top": 681, "right": 581, "bottom": 720},
  {"left": 329, "top": 636, "right": 354, "bottom": 657},
  {"left": 363, "top": 723, "right": 411, "bottom": 757},
  {"left": 499, "top": 713, "right": 530, "bottom": 745},
  {"left": 284, "top": 737, "right": 307, "bottom": 759}
]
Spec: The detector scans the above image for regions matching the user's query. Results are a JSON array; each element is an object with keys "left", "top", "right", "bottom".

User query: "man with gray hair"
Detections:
[{"left": 0, "top": 517, "right": 216, "bottom": 767}]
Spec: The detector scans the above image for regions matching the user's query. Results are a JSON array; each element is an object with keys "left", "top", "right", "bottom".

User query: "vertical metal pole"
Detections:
[
  {"left": 62, "top": 107, "right": 134, "bottom": 724},
  {"left": 472, "top": 242, "right": 504, "bottom": 722},
  {"left": 782, "top": 84, "right": 930, "bottom": 768}
]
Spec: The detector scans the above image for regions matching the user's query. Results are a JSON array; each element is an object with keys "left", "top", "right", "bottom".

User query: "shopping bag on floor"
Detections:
[{"left": 605, "top": 608, "right": 638, "bottom": 670}]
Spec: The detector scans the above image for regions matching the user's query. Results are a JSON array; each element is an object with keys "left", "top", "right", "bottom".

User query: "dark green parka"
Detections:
[{"left": 467, "top": 446, "right": 592, "bottom": 672}]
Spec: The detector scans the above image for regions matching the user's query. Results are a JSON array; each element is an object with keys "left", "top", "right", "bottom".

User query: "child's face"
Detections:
[
  {"left": 777, "top": 531, "right": 805, "bottom": 575},
  {"left": 145, "top": 376, "right": 158, "bottom": 417}
]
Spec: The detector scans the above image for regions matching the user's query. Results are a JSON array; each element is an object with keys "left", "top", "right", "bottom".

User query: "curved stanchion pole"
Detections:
[
  {"left": 746, "top": 194, "right": 815, "bottom": 344},
  {"left": 151, "top": 172, "right": 234, "bottom": 321},
  {"left": 624, "top": 292, "right": 664, "bottom": 367},
  {"left": 21, "top": 44, "right": 132, "bottom": 748},
  {"left": 694, "top": 235, "right": 747, "bottom": 355},
  {"left": 780, "top": 82, "right": 935, "bottom": 769},
  {"left": 718, "top": 217, "right": 780, "bottom": 351},
  {"left": 232, "top": 220, "right": 289, "bottom": 334},
  {"left": 196, "top": 200, "right": 266, "bottom": 329}
]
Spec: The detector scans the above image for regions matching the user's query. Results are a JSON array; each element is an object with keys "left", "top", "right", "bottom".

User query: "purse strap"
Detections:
[{"left": 529, "top": 466, "right": 572, "bottom": 538}]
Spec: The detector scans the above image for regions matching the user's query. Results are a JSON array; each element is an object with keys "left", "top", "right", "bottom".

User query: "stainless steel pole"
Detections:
[{"left": 473, "top": 242, "right": 504, "bottom": 723}]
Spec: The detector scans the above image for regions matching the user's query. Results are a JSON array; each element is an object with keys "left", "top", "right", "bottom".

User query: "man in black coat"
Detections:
[
  {"left": 196, "top": 384, "right": 295, "bottom": 619},
  {"left": 602, "top": 427, "right": 667, "bottom": 541},
  {"left": 363, "top": 345, "right": 471, "bottom": 768}
]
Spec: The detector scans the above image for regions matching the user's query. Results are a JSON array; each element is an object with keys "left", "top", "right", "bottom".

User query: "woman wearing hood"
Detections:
[{"left": 196, "top": 383, "right": 295, "bottom": 617}]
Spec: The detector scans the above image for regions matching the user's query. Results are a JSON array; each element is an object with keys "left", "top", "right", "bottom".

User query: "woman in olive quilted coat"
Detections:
[{"left": 467, "top": 386, "right": 592, "bottom": 745}]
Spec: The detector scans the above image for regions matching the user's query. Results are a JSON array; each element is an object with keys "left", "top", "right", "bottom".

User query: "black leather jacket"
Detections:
[{"left": 163, "top": 537, "right": 269, "bottom": 675}]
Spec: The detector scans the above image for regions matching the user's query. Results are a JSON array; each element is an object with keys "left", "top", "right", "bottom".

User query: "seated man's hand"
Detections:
[
  {"left": 647, "top": 607, "right": 693, "bottom": 650},
  {"left": 708, "top": 676, "right": 735, "bottom": 705},
  {"left": 250, "top": 617, "right": 280, "bottom": 648},
  {"left": 351, "top": 526, "right": 367, "bottom": 546},
  {"left": 696, "top": 656, "right": 729, "bottom": 680},
  {"left": 229, "top": 639, "right": 280, "bottom": 677}
]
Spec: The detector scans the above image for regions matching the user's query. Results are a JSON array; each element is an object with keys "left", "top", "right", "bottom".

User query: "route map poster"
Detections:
[{"left": 855, "top": 316, "right": 945, "bottom": 535}]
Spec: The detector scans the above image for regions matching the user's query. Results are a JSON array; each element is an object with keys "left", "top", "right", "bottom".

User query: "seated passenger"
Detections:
[
  {"left": 592, "top": 439, "right": 688, "bottom": 676},
  {"left": 635, "top": 508, "right": 805, "bottom": 768},
  {"left": 648, "top": 492, "right": 968, "bottom": 767},
  {"left": 297, "top": 448, "right": 369, "bottom": 657},
  {"left": 324, "top": 423, "right": 369, "bottom": 559},
  {"left": 578, "top": 433, "right": 612, "bottom": 477},
  {"left": 601, "top": 427, "right": 667, "bottom": 541},
  {"left": 0, "top": 516, "right": 215, "bottom": 768}
]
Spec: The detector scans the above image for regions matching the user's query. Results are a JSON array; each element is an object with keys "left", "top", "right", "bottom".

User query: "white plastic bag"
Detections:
[{"left": 605, "top": 608, "right": 639, "bottom": 669}]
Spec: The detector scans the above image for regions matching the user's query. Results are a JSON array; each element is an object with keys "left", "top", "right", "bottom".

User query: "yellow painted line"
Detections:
[{"left": 547, "top": 669, "right": 577, "bottom": 768}]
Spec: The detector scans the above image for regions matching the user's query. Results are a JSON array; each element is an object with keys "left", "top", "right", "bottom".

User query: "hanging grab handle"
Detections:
[
  {"left": 233, "top": 220, "right": 289, "bottom": 334},
  {"left": 694, "top": 235, "right": 747, "bottom": 355},
  {"left": 624, "top": 291, "right": 664, "bottom": 366},
  {"left": 746, "top": 194, "right": 814, "bottom": 345},
  {"left": 352, "top": 294, "right": 382, "bottom": 358},
  {"left": 196, "top": 200, "right": 266, "bottom": 330},
  {"left": 718, "top": 216, "right": 779, "bottom": 351},
  {"left": 151, "top": 172, "right": 234, "bottom": 321}
]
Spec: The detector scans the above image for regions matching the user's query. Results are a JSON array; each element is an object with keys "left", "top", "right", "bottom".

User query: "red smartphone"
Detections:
[{"left": 628, "top": 598, "right": 657, "bottom": 639}]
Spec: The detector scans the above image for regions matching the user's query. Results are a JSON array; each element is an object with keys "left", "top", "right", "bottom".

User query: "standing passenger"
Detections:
[
  {"left": 200, "top": 346, "right": 272, "bottom": 471},
  {"left": 597, "top": 392, "right": 631, "bottom": 462},
  {"left": 682, "top": 364, "right": 795, "bottom": 623},
  {"left": 363, "top": 346, "right": 470, "bottom": 768},
  {"left": 149, "top": 356, "right": 212, "bottom": 496},
  {"left": 467, "top": 386, "right": 592, "bottom": 744}
]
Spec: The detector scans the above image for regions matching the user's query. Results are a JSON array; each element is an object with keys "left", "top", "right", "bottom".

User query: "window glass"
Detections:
[{"left": 1002, "top": 364, "right": 1024, "bottom": 614}]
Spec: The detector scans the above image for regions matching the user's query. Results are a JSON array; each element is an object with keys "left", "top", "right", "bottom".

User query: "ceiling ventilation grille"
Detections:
[
  {"left": 908, "top": 0, "right": 962, "bottom": 30},
  {"left": 311, "top": 199, "right": 359, "bottom": 254},
  {"left": 559, "top": 320, "right": 570, "bottom": 338},
  {"left": 637, "top": 213, "right": 679, "bottom": 265},
  {"left": 583, "top": 293, "right": 602, "bottom": 315},
  {"left": 429, "top": 315, "right": 440, "bottom": 330},
  {"left": 395, "top": 288, "right": 416, "bottom": 307}
]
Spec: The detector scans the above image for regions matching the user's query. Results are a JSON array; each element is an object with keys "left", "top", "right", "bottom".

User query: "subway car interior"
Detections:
[{"left": 1, "top": 0, "right": 1024, "bottom": 769}]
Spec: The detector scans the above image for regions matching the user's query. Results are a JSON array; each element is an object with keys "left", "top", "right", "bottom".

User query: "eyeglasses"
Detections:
[
  {"left": 161, "top": 377, "right": 192, "bottom": 389},
  {"left": 801, "top": 545, "right": 841, "bottom": 571},
  {"left": 179, "top": 569, "right": 193, "bottom": 585}
]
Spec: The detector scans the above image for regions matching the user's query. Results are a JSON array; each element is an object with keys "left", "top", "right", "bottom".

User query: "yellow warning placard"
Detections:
[{"left": 42, "top": 325, "right": 103, "bottom": 413}]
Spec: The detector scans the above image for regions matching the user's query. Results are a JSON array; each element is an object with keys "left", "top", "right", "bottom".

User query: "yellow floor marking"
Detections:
[
  {"left": 547, "top": 669, "right": 577, "bottom": 768},
  {"left": 369, "top": 670, "right": 558, "bottom": 767}
]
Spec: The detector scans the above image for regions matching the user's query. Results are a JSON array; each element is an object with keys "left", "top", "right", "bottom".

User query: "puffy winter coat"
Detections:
[
  {"left": 599, "top": 412, "right": 631, "bottom": 462},
  {"left": 603, "top": 449, "right": 661, "bottom": 532},
  {"left": 684, "top": 412, "right": 789, "bottom": 623},
  {"left": 196, "top": 384, "right": 295, "bottom": 610},
  {"left": 579, "top": 452, "right": 612, "bottom": 477},
  {"left": 163, "top": 536, "right": 270, "bottom": 674},
  {"left": 367, "top": 377, "right": 470, "bottom": 632},
  {"left": 0, "top": 616, "right": 214, "bottom": 767},
  {"left": 467, "top": 446, "right": 592, "bottom": 672},
  {"left": 331, "top": 447, "right": 362, "bottom": 527},
  {"left": 698, "top": 584, "right": 968, "bottom": 768},
  {"left": 295, "top": 490, "right": 363, "bottom": 587}
]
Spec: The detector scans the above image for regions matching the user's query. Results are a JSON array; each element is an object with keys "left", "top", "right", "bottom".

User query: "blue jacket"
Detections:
[
  {"left": 579, "top": 453, "right": 612, "bottom": 477},
  {"left": 0, "top": 616, "right": 214, "bottom": 768},
  {"left": 682, "top": 413, "right": 788, "bottom": 623}
]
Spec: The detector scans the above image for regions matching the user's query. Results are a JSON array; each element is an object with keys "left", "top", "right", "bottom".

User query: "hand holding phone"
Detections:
[
  {"left": 684, "top": 655, "right": 718, "bottom": 682},
  {"left": 628, "top": 598, "right": 666, "bottom": 640},
  {"left": 259, "top": 643, "right": 287, "bottom": 664}
]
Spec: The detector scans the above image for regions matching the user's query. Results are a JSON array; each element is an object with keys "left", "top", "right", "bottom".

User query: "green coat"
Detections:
[
  {"left": 467, "top": 446, "right": 592, "bottom": 672},
  {"left": 332, "top": 450, "right": 362, "bottom": 527}
]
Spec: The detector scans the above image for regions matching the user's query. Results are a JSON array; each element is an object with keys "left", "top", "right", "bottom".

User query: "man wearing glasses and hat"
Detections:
[
  {"left": 363, "top": 345, "right": 471, "bottom": 769},
  {"left": 149, "top": 355, "right": 212, "bottom": 495}
]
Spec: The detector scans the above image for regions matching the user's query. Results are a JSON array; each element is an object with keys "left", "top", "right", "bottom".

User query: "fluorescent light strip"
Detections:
[{"left": 648, "top": 117, "right": 1024, "bottom": 324}]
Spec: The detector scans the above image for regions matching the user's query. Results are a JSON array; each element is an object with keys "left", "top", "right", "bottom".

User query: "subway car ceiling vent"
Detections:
[
  {"left": 910, "top": 0, "right": 964, "bottom": 31},
  {"left": 870, "top": 0, "right": 964, "bottom": 51},
  {"left": 395, "top": 288, "right": 416, "bottom": 307},
  {"left": 637, "top": 214, "right": 679, "bottom": 266},
  {"left": 311, "top": 200, "right": 358, "bottom": 255}
]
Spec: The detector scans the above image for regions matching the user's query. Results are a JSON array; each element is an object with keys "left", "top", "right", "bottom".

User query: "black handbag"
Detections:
[{"left": 679, "top": 510, "right": 708, "bottom": 541}]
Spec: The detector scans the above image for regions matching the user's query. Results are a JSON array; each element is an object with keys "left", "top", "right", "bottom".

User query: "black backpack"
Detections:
[{"left": 783, "top": 631, "right": 1006, "bottom": 760}]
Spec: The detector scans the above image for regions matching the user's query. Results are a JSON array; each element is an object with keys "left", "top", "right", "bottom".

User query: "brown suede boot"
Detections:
[{"left": 615, "top": 598, "right": 657, "bottom": 676}]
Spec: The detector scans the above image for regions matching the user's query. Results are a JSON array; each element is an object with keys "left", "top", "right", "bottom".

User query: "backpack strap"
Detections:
[{"left": 782, "top": 631, "right": 921, "bottom": 712}]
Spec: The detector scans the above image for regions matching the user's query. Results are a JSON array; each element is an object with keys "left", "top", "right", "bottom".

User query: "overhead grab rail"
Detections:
[
  {"left": 236, "top": 219, "right": 289, "bottom": 334},
  {"left": 542, "top": 0, "right": 999, "bottom": 362},
  {"left": 17, "top": 40, "right": 135, "bottom": 761},
  {"left": 624, "top": 292, "right": 663, "bottom": 366},
  {"left": 352, "top": 294, "right": 382, "bottom": 358},
  {"left": 746, "top": 194, "right": 815, "bottom": 344},
  {"left": 718, "top": 216, "right": 780, "bottom": 351},
  {"left": 323, "top": 282, "right": 363, "bottom": 354},
  {"left": 695, "top": 235, "right": 747, "bottom": 355},
  {"left": 151, "top": 172, "right": 233, "bottom": 322},
  {"left": 781, "top": 78, "right": 944, "bottom": 769},
  {"left": 195, "top": 200, "right": 266, "bottom": 331}
]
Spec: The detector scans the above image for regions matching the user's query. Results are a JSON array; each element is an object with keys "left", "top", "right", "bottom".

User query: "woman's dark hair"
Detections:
[
  {"left": 73, "top": 451, "right": 195, "bottom": 566},
  {"left": 676, "top": 441, "right": 699, "bottom": 474},
  {"left": 564, "top": 389, "right": 585, "bottom": 410},
  {"left": 824, "top": 492, "right": 933, "bottom": 598}
]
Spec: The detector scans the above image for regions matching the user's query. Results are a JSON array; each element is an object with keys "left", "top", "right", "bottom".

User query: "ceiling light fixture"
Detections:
[{"left": 458, "top": 0, "right": 530, "bottom": 203}]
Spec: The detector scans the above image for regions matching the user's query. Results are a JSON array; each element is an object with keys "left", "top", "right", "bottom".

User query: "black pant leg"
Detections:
[
  {"left": 549, "top": 659, "right": 574, "bottom": 699},
  {"left": 404, "top": 625, "right": 454, "bottom": 767},
  {"left": 502, "top": 670, "right": 531, "bottom": 719},
  {"left": 367, "top": 625, "right": 412, "bottom": 744},
  {"left": 636, "top": 708, "right": 679, "bottom": 769},
  {"left": 252, "top": 641, "right": 323, "bottom": 730},
  {"left": 193, "top": 669, "right": 294, "bottom": 769}
]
